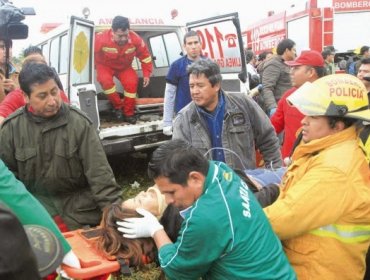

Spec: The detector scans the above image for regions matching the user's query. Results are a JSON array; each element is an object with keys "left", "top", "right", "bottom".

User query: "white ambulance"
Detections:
[{"left": 34, "top": 13, "right": 246, "bottom": 155}]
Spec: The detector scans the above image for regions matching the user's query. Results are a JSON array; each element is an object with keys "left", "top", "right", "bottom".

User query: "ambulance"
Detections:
[{"left": 34, "top": 12, "right": 246, "bottom": 155}]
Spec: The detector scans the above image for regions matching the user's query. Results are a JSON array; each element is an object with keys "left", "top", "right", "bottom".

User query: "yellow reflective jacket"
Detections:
[{"left": 265, "top": 126, "right": 370, "bottom": 280}]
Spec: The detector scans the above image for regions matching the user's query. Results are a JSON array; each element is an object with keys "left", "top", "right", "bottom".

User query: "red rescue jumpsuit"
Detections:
[
  {"left": 270, "top": 87, "right": 304, "bottom": 160},
  {"left": 94, "top": 29, "right": 153, "bottom": 116}
]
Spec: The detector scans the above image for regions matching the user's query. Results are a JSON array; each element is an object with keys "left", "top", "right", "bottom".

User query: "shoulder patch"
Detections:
[
  {"left": 69, "top": 106, "right": 93, "bottom": 124},
  {"left": 223, "top": 171, "right": 233, "bottom": 181},
  {"left": 1, "top": 107, "right": 25, "bottom": 126}
]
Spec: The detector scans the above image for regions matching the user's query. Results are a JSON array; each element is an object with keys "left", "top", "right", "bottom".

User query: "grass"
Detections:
[{"left": 108, "top": 152, "right": 154, "bottom": 199}]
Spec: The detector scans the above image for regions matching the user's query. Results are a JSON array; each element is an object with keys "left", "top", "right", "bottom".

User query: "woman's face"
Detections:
[{"left": 121, "top": 188, "right": 160, "bottom": 216}]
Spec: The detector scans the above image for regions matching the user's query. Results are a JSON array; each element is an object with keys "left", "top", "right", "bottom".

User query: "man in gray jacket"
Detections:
[
  {"left": 172, "top": 59, "right": 282, "bottom": 170},
  {"left": 261, "top": 39, "right": 296, "bottom": 116},
  {"left": 0, "top": 63, "right": 123, "bottom": 230}
]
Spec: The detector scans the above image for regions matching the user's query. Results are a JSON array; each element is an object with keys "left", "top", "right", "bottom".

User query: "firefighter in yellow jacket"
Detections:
[{"left": 264, "top": 74, "right": 370, "bottom": 280}]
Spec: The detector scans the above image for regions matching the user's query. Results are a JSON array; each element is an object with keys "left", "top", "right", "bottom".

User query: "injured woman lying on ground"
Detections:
[
  {"left": 95, "top": 186, "right": 182, "bottom": 279},
  {"left": 71, "top": 170, "right": 282, "bottom": 279}
]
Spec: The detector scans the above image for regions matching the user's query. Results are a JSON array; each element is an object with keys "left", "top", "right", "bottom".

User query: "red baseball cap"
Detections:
[{"left": 285, "top": 50, "right": 324, "bottom": 67}]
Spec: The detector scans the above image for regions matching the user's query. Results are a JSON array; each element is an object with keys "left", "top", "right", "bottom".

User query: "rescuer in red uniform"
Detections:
[{"left": 94, "top": 16, "right": 153, "bottom": 124}]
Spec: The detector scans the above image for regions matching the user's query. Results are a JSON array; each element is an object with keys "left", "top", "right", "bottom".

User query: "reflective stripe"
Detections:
[
  {"left": 104, "top": 86, "right": 116, "bottom": 95},
  {"left": 141, "top": 56, "right": 152, "bottom": 64},
  {"left": 102, "top": 47, "right": 118, "bottom": 53},
  {"left": 310, "top": 224, "right": 370, "bottom": 244},
  {"left": 124, "top": 91, "right": 136, "bottom": 98},
  {"left": 125, "top": 47, "right": 136, "bottom": 54}
]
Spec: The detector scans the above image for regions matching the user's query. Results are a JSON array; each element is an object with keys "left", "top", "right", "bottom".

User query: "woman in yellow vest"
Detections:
[{"left": 264, "top": 74, "right": 370, "bottom": 279}]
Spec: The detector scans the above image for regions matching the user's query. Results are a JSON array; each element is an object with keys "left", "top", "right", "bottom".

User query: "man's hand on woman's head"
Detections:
[{"left": 116, "top": 208, "right": 163, "bottom": 238}]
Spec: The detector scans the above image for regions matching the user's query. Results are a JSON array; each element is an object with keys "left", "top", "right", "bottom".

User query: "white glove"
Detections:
[
  {"left": 62, "top": 250, "right": 81, "bottom": 268},
  {"left": 163, "top": 125, "right": 173, "bottom": 136},
  {"left": 116, "top": 208, "right": 163, "bottom": 238}
]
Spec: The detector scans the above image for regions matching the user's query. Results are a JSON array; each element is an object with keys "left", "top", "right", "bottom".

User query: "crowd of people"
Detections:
[{"left": 0, "top": 13, "right": 369, "bottom": 280}]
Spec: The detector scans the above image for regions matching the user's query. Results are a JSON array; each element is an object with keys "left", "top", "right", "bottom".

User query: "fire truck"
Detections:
[
  {"left": 33, "top": 12, "right": 246, "bottom": 156},
  {"left": 243, "top": 0, "right": 370, "bottom": 57}
]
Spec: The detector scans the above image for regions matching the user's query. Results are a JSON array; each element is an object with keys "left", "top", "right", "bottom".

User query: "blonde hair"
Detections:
[{"left": 147, "top": 185, "right": 167, "bottom": 218}]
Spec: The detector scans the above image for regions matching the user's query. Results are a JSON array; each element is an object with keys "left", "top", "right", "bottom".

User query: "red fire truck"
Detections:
[{"left": 243, "top": 0, "right": 370, "bottom": 55}]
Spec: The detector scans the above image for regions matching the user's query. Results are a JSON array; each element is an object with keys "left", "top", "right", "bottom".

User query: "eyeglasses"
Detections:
[{"left": 0, "top": 44, "right": 5, "bottom": 50}]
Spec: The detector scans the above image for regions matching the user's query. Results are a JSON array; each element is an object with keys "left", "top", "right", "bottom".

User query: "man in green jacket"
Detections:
[
  {"left": 0, "top": 63, "right": 123, "bottom": 230},
  {"left": 117, "top": 140, "right": 296, "bottom": 280}
]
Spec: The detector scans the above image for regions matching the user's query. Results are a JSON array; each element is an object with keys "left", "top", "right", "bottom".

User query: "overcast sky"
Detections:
[{"left": 10, "top": 0, "right": 306, "bottom": 55}]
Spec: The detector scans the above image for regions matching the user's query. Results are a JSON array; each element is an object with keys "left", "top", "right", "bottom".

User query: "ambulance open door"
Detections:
[
  {"left": 186, "top": 13, "right": 248, "bottom": 92},
  {"left": 68, "top": 16, "right": 100, "bottom": 131}
]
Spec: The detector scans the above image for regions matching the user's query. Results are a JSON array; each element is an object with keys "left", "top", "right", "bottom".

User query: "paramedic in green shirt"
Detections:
[{"left": 118, "top": 139, "right": 296, "bottom": 280}]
